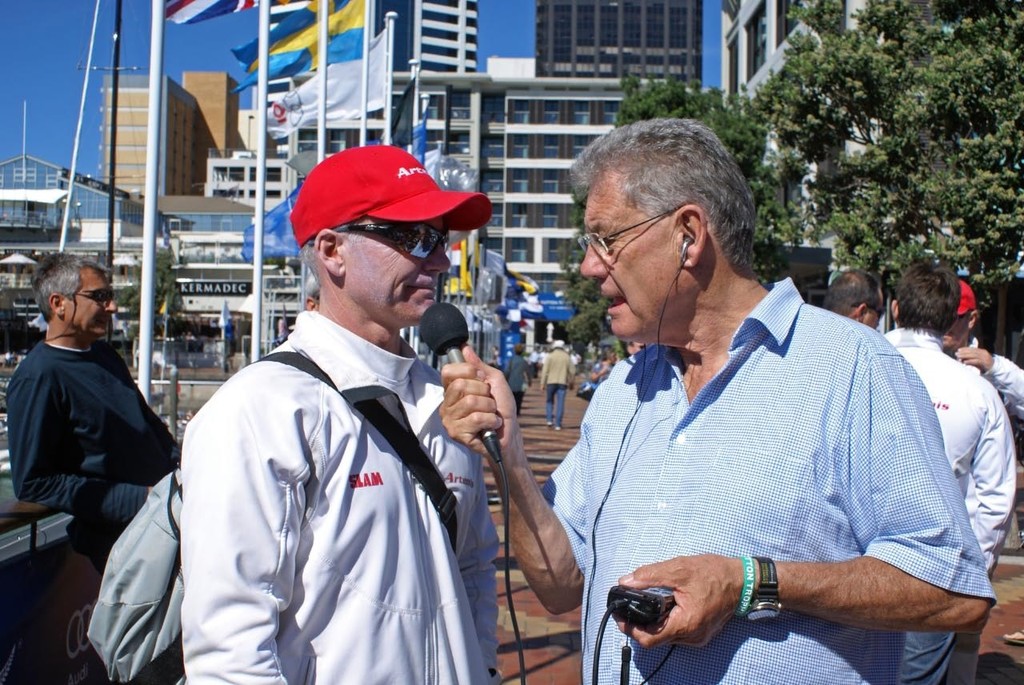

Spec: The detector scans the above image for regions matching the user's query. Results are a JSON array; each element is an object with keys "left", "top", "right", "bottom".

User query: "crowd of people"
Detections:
[{"left": 4, "top": 120, "right": 1024, "bottom": 684}]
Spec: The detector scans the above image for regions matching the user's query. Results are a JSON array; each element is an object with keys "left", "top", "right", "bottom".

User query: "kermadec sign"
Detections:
[{"left": 177, "top": 280, "right": 251, "bottom": 296}]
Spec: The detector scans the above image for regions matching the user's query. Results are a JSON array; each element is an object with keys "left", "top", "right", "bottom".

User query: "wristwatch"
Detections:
[{"left": 746, "top": 557, "right": 782, "bottom": 620}]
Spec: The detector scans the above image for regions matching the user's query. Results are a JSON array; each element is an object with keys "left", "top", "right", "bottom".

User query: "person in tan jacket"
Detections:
[{"left": 540, "top": 340, "right": 575, "bottom": 430}]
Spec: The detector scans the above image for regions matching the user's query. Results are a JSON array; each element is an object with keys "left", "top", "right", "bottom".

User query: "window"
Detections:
[
  {"left": 481, "top": 136, "right": 504, "bottom": 158},
  {"left": 746, "top": 3, "right": 767, "bottom": 77},
  {"left": 573, "top": 101, "right": 590, "bottom": 125},
  {"left": 543, "top": 101, "right": 560, "bottom": 124},
  {"left": 542, "top": 203, "right": 559, "bottom": 228},
  {"left": 510, "top": 134, "right": 529, "bottom": 158},
  {"left": 508, "top": 237, "right": 530, "bottom": 262},
  {"left": 543, "top": 135, "right": 560, "bottom": 158},
  {"left": 480, "top": 170, "right": 503, "bottom": 194},
  {"left": 266, "top": 167, "right": 282, "bottom": 182},
  {"left": 542, "top": 169, "right": 560, "bottom": 193},
  {"left": 482, "top": 95, "right": 505, "bottom": 123},
  {"left": 509, "top": 203, "right": 528, "bottom": 228},
  {"left": 545, "top": 238, "right": 565, "bottom": 263},
  {"left": 449, "top": 131, "right": 471, "bottom": 155},
  {"left": 488, "top": 203, "right": 504, "bottom": 227},
  {"left": 601, "top": 100, "right": 619, "bottom": 125},
  {"left": 450, "top": 91, "right": 471, "bottom": 120},
  {"left": 727, "top": 38, "right": 739, "bottom": 94},
  {"left": 572, "top": 135, "right": 592, "bottom": 155},
  {"left": 511, "top": 100, "right": 529, "bottom": 124},
  {"left": 510, "top": 169, "right": 529, "bottom": 193},
  {"left": 777, "top": 0, "right": 800, "bottom": 47}
]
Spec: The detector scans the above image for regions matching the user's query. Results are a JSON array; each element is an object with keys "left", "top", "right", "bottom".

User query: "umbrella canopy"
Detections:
[{"left": 0, "top": 253, "right": 37, "bottom": 266}]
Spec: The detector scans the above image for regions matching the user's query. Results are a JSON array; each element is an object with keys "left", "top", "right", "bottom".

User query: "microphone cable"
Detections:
[
  {"left": 582, "top": 257, "right": 686, "bottom": 683},
  {"left": 494, "top": 458, "right": 528, "bottom": 684},
  {"left": 592, "top": 599, "right": 675, "bottom": 685}
]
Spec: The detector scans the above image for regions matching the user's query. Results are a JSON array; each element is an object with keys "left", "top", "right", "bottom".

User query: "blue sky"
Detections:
[{"left": 1, "top": 0, "right": 720, "bottom": 178}]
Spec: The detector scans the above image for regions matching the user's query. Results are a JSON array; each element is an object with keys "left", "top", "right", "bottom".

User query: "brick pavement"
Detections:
[{"left": 493, "top": 381, "right": 1024, "bottom": 684}]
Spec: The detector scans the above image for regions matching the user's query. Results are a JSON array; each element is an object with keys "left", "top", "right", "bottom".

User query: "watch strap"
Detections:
[{"left": 753, "top": 556, "right": 779, "bottom": 604}]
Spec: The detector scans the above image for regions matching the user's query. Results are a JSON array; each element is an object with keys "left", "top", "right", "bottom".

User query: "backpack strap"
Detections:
[
  {"left": 340, "top": 385, "right": 458, "bottom": 552},
  {"left": 260, "top": 351, "right": 458, "bottom": 553}
]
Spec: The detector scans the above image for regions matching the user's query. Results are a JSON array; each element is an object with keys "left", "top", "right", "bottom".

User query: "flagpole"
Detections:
[
  {"left": 251, "top": 0, "right": 270, "bottom": 363},
  {"left": 359, "top": 0, "right": 372, "bottom": 144},
  {"left": 60, "top": 0, "right": 102, "bottom": 253},
  {"left": 382, "top": 12, "right": 397, "bottom": 145},
  {"left": 317, "top": 0, "right": 328, "bottom": 162},
  {"left": 139, "top": 0, "right": 166, "bottom": 402}
]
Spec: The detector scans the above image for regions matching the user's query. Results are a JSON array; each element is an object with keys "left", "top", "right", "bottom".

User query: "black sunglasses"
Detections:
[
  {"left": 334, "top": 222, "right": 447, "bottom": 259},
  {"left": 75, "top": 288, "right": 116, "bottom": 305}
]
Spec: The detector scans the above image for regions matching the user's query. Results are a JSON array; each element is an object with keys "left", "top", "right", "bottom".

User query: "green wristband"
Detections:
[{"left": 735, "top": 556, "right": 756, "bottom": 617}]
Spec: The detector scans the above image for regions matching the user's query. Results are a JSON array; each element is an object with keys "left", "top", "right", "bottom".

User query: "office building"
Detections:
[
  {"left": 100, "top": 71, "right": 246, "bottom": 198},
  {"left": 535, "top": 0, "right": 702, "bottom": 81}
]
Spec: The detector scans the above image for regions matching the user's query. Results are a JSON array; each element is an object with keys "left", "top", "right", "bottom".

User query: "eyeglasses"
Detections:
[
  {"left": 334, "top": 222, "right": 447, "bottom": 259},
  {"left": 577, "top": 206, "right": 680, "bottom": 257},
  {"left": 75, "top": 288, "right": 116, "bottom": 305}
]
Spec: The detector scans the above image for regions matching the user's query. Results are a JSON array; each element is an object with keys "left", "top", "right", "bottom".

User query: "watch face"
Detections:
[{"left": 746, "top": 603, "right": 780, "bottom": 621}]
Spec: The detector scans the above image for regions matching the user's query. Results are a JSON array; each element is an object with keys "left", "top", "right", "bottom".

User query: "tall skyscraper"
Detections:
[
  {"left": 535, "top": 0, "right": 703, "bottom": 81},
  {"left": 374, "top": 0, "right": 478, "bottom": 73}
]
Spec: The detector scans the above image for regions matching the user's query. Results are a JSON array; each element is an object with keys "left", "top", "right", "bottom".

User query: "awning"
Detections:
[{"left": 0, "top": 188, "right": 68, "bottom": 204}]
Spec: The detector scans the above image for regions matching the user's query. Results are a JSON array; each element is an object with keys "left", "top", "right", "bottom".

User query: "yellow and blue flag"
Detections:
[{"left": 232, "top": 0, "right": 365, "bottom": 91}]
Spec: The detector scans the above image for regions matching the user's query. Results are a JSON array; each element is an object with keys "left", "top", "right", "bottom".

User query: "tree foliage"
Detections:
[
  {"left": 755, "top": 0, "right": 1024, "bottom": 304},
  {"left": 117, "top": 248, "right": 181, "bottom": 338}
]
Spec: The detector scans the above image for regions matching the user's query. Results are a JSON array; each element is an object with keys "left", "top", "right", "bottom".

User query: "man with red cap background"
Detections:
[
  {"left": 946, "top": 279, "right": 1024, "bottom": 424},
  {"left": 179, "top": 146, "right": 501, "bottom": 683},
  {"left": 886, "top": 264, "right": 1016, "bottom": 684}
]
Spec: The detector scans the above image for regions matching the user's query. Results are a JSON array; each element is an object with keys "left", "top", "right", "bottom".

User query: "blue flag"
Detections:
[{"left": 242, "top": 185, "right": 302, "bottom": 261}]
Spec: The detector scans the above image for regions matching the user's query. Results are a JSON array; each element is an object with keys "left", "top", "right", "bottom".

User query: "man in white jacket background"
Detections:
[
  {"left": 180, "top": 146, "right": 501, "bottom": 684},
  {"left": 886, "top": 262, "right": 1016, "bottom": 685}
]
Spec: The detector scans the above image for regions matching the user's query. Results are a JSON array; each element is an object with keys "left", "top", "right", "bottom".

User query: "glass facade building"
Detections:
[{"left": 536, "top": 0, "right": 703, "bottom": 81}]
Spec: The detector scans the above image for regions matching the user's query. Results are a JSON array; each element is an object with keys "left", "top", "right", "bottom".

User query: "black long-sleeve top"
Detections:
[{"left": 7, "top": 341, "right": 178, "bottom": 562}]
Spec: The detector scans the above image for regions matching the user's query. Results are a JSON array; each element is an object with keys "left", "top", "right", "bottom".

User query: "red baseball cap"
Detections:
[
  {"left": 290, "top": 145, "right": 492, "bottom": 246},
  {"left": 958, "top": 280, "right": 977, "bottom": 316}
]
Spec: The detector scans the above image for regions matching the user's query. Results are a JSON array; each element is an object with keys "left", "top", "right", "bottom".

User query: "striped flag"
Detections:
[
  {"left": 165, "top": 0, "right": 257, "bottom": 24},
  {"left": 232, "top": 0, "right": 365, "bottom": 91}
]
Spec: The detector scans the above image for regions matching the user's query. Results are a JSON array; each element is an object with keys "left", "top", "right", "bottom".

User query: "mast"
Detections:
[
  {"left": 59, "top": 0, "right": 103, "bottom": 253},
  {"left": 106, "top": 0, "right": 123, "bottom": 274}
]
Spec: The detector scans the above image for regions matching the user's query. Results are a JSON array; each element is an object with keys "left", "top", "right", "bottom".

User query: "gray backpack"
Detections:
[{"left": 87, "top": 468, "right": 185, "bottom": 683}]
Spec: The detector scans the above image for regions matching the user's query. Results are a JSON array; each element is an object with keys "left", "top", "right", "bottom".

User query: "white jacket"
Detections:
[
  {"left": 985, "top": 354, "right": 1024, "bottom": 420},
  {"left": 181, "top": 312, "right": 499, "bottom": 684},
  {"left": 886, "top": 328, "right": 1016, "bottom": 571}
]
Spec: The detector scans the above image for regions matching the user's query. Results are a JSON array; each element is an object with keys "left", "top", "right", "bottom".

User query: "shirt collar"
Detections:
[
  {"left": 731, "top": 278, "right": 803, "bottom": 351},
  {"left": 884, "top": 327, "right": 945, "bottom": 353}
]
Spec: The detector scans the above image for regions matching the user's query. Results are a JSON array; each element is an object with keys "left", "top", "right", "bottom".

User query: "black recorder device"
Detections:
[{"left": 607, "top": 585, "right": 676, "bottom": 624}]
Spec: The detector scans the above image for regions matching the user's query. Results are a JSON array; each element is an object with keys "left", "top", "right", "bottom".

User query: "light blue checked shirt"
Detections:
[{"left": 543, "top": 279, "right": 992, "bottom": 685}]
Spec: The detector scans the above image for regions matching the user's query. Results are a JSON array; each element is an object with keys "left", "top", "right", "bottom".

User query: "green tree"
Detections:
[
  {"left": 118, "top": 248, "right": 181, "bottom": 339},
  {"left": 755, "top": 0, "right": 1024, "bottom": 348},
  {"left": 561, "top": 200, "right": 608, "bottom": 347}
]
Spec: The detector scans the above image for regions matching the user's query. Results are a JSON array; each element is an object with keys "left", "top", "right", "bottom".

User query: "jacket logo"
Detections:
[
  {"left": 446, "top": 473, "right": 475, "bottom": 487},
  {"left": 397, "top": 166, "right": 428, "bottom": 178},
  {"left": 349, "top": 472, "right": 384, "bottom": 489}
]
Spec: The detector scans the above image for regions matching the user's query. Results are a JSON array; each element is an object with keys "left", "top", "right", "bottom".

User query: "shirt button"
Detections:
[{"left": 676, "top": 432, "right": 686, "bottom": 445}]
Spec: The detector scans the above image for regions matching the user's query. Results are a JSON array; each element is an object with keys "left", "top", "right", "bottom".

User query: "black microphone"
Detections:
[{"left": 421, "top": 302, "right": 503, "bottom": 464}]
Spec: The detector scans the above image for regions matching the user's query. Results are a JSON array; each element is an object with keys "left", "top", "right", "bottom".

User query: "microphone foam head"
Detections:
[{"left": 420, "top": 302, "right": 469, "bottom": 355}]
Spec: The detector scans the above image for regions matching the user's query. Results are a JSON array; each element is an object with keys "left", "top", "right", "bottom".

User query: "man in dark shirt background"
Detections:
[{"left": 7, "top": 253, "right": 178, "bottom": 571}]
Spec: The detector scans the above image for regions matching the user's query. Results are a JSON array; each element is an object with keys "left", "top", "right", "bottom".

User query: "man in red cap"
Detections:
[{"left": 179, "top": 146, "right": 501, "bottom": 683}]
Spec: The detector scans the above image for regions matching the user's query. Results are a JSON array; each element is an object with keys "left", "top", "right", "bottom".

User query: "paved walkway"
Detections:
[{"left": 495, "top": 382, "right": 1024, "bottom": 683}]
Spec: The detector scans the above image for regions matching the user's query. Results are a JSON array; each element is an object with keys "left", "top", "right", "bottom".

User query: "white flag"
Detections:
[{"left": 267, "top": 31, "right": 386, "bottom": 138}]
